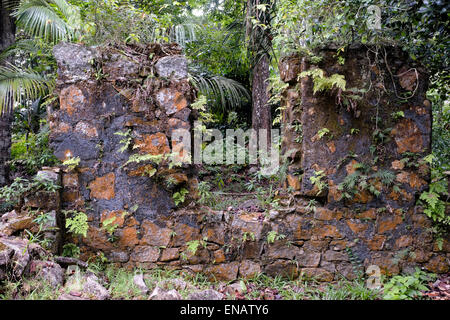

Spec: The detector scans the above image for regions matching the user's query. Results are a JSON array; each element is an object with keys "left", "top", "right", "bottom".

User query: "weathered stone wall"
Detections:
[
  {"left": 278, "top": 46, "right": 449, "bottom": 276},
  {"left": 48, "top": 43, "right": 449, "bottom": 282},
  {"left": 49, "top": 43, "right": 198, "bottom": 265}
]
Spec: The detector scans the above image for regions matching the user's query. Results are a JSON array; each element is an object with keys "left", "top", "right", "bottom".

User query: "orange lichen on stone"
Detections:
[
  {"left": 301, "top": 268, "right": 333, "bottom": 282},
  {"left": 167, "top": 173, "right": 188, "bottom": 185},
  {"left": 346, "top": 160, "right": 359, "bottom": 174},
  {"left": 134, "top": 133, "right": 170, "bottom": 155},
  {"left": 62, "top": 190, "right": 80, "bottom": 203},
  {"left": 391, "top": 160, "right": 405, "bottom": 170},
  {"left": 60, "top": 85, "right": 85, "bottom": 116},
  {"left": 239, "top": 260, "right": 261, "bottom": 279},
  {"left": 366, "top": 235, "right": 386, "bottom": 251},
  {"left": 358, "top": 208, "right": 377, "bottom": 220},
  {"left": 156, "top": 88, "right": 188, "bottom": 115},
  {"left": 313, "top": 225, "right": 342, "bottom": 239},
  {"left": 62, "top": 149, "right": 74, "bottom": 161},
  {"left": 370, "top": 254, "right": 400, "bottom": 275},
  {"left": 118, "top": 227, "right": 139, "bottom": 248},
  {"left": 377, "top": 215, "right": 403, "bottom": 234},
  {"left": 395, "top": 235, "right": 413, "bottom": 248},
  {"left": 82, "top": 226, "right": 114, "bottom": 251},
  {"left": 350, "top": 189, "right": 373, "bottom": 204},
  {"left": 388, "top": 188, "right": 413, "bottom": 203},
  {"left": 287, "top": 174, "right": 301, "bottom": 190},
  {"left": 139, "top": 220, "right": 172, "bottom": 247},
  {"left": 414, "top": 106, "right": 428, "bottom": 115},
  {"left": 396, "top": 171, "right": 426, "bottom": 189},
  {"left": 101, "top": 210, "right": 126, "bottom": 228},
  {"left": 213, "top": 250, "right": 226, "bottom": 264},
  {"left": 160, "top": 248, "right": 180, "bottom": 262},
  {"left": 62, "top": 173, "right": 78, "bottom": 188},
  {"left": 397, "top": 66, "right": 417, "bottom": 91},
  {"left": 206, "top": 262, "right": 239, "bottom": 281},
  {"left": 131, "top": 246, "right": 160, "bottom": 263},
  {"left": 50, "top": 121, "right": 71, "bottom": 134},
  {"left": 128, "top": 165, "right": 155, "bottom": 177},
  {"left": 327, "top": 180, "right": 342, "bottom": 203},
  {"left": 326, "top": 141, "right": 336, "bottom": 153},
  {"left": 88, "top": 172, "right": 116, "bottom": 200},
  {"left": 425, "top": 256, "right": 450, "bottom": 274},
  {"left": 314, "top": 208, "right": 342, "bottom": 221},
  {"left": 346, "top": 220, "right": 368, "bottom": 234},
  {"left": 391, "top": 119, "right": 423, "bottom": 154}
]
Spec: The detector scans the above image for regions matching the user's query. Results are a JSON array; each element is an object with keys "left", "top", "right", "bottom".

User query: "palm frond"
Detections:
[
  {"left": 189, "top": 67, "right": 250, "bottom": 112},
  {"left": 169, "top": 23, "right": 200, "bottom": 47},
  {"left": 1, "top": 0, "right": 20, "bottom": 10},
  {"left": 0, "top": 39, "right": 40, "bottom": 62},
  {"left": 12, "top": 0, "right": 80, "bottom": 43},
  {"left": 0, "top": 63, "right": 52, "bottom": 115},
  {"left": 144, "top": 18, "right": 200, "bottom": 47}
]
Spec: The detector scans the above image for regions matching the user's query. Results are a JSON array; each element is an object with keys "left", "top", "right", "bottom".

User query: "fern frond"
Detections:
[{"left": 372, "top": 170, "right": 396, "bottom": 186}]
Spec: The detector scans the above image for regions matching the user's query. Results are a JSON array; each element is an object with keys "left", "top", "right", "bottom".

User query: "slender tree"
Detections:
[
  {"left": 246, "top": 0, "right": 273, "bottom": 144},
  {"left": 0, "top": 0, "right": 15, "bottom": 186},
  {"left": 0, "top": 0, "right": 76, "bottom": 186}
]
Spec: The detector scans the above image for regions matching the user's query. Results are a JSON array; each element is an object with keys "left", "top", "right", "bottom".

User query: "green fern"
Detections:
[
  {"left": 338, "top": 166, "right": 396, "bottom": 200},
  {"left": 62, "top": 156, "right": 80, "bottom": 171},
  {"left": 267, "top": 231, "right": 286, "bottom": 244},
  {"left": 299, "top": 68, "right": 346, "bottom": 94},
  {"left": 317, "top": 128, "right": 330, "bottom": 140},
  {"left": 123, "top": 153, "right": 165, "bottom": 167},
  {"left": 114, "top": 129, "right": 132, "bottom": 153},
  {"left": 309, "top": 170, "right": 328, "bottom": 195},
  {"left": 372, "top": 170, "right": 396, "bottom": 186},
  {"left": 418, "top": 167, "right": 449, "bottom": 227},
  {"left": 63, "top": 210, "right": 88, "bottom": 238}
]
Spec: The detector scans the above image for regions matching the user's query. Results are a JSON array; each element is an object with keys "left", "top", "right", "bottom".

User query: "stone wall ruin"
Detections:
[{"left": 46, "top": 43, "right": 449, "bottom": 282}]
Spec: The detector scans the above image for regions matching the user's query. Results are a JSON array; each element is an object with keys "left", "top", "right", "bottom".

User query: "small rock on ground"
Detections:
[
  {"left": 188, "top": 289, "right": 224, "bottom": 300},
  {"left": 149, "top": 286, "right": 182, "bottom": 300},
  {"left": 133, "top": 273, "right": 149, "bottom": 294}
]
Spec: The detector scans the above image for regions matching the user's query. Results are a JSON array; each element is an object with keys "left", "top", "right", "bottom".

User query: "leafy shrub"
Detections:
[
  {"left": 383, "top": 268, "right": 436, "bottom": 300},
  {"left": 0, "top": 175, "right": 60, "bottom": 207},
  {"left": 10, "top": 125, "right": 58, "bottom": 175},
  {"left": 198, "top": 181, "right": 215, "bottom": 206},
  {"left": 173, "top": 188, "right": 189, "bottom": 206},
  {"left": 62, "top": 243, "right": 81, "bottom": 258}
]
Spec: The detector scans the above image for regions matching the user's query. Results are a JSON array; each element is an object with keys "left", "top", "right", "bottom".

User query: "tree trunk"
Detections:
[
  {"left": 0, "top": 113, "right": 12, "bottom": 186},
  {"left": 0, "top": 1, "right": 15, "bottom": 50},
  {"left": 0, "top": 2, "right": 16, "bottom": 186},
  {"left": 246, "top": 0, "right": 272, "bottom": 146},
  {"left": 251, "top": 54, "right": 271, "bottom": 134}
]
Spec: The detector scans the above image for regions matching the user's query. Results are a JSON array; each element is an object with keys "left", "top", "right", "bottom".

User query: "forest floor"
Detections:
[{"left": 2, "top": 263, "right": 448, "bottom": 300}]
